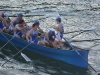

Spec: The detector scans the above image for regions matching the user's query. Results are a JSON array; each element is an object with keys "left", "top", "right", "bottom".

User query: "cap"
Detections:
[
  {"left": 4, "top": 12, "right": 9, "bottom": 19},
  {"left": 34, "top": 20, "right": 40, "bottom": 25},
  {"left": 56, "top": 17, "right": 61, "bottom": 22},
  {"left": 17, "top": 13, "right": 24, "bottom": 17},
  {"left": 49, "top": 30, "right": 55, "bottom": 35}
]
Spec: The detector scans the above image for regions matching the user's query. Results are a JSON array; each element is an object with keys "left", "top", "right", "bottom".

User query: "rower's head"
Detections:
[
  {"left": 0, "top": 11, "right": 9, "bottom": 19},
  {"left": 17, "top": 13, "right": 24, "bottom": 20},
  {"left": 18, "top": 20, "right": 25, "bottom": 26},
  {"left": 32, "top": 20, "right": 40, "bottom": 29},
  {"left": 56, "top": 17, "right": 61, "bottom": 24},
  {"left": 3, "top": 12, "right": 9, "bottom": 19},
  {"left": 49, "top": 30, "right": 55, "bottom": 36},
  {"left": 34, "top": 20, "right": 40, "bottom": 26}
]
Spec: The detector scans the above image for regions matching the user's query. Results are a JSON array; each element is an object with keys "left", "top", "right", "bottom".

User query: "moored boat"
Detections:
[{"left": 0, "top": 32, "right": 89, "bottom": 68}]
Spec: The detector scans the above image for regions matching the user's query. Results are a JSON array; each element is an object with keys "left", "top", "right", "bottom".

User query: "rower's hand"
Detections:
[
  {"left": 37, "top": 36, "right": 41, "bottom": 40},
  {"left": 27, "top": 40, "right": 30, "bottom": 42},
  {"left": 42, "top": 32, "right": 45, "bottom": 36},
  {"left": 24, "top": 26, "right": 27, "bottom": 28},
  {"left": 53, "top": 28, "right": 58, "bottom": 31},
  {"left": 53, "top": 26, "right": 57, "bottom": 30},
  {"left": 0, "top": 28, "right": 3, "bottom": 32},
  {"left": 6, "top": 26, "right": 9, "bottom": 29},
  {"left": 13, "top": 27, "right": 15, "bottom": 31},
  {"left": 22, "top": 26, "right": 27, "bottom": 29},
  {"left": 47, "top": 40, "right": 50, "bottom": 43}
]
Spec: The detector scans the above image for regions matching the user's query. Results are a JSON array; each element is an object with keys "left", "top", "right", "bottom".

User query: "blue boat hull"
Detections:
[{"left": 0, "top": 32, "right": 89, "bottom": 68}]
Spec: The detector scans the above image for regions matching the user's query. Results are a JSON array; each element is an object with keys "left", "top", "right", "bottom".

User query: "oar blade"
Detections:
[
  {"left": 45, "top": 13, "right": 60, "bottom": 17},
  {"left": 21, "top": 53, "right": 31, "bottom": 62},
  {"left": 84, "top": 27, "right": 95, "bottom": 31},
  {"left": 64, "top": 27, "right": 95, "bottom": 34}
]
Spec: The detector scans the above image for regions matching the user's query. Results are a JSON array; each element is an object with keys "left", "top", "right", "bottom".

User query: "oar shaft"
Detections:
[
  {"left": 2, "top": 34, "right": 31, "bottom": 62},
  {"left": 64, "top": 29, "right": 94, "bottom": 34},
  {"left": 0, "top": 36, "right": 15, "bottom": 51},
  {"left": 0, "top": 31, "right": 21, "bottom": 51},
  {"left": 8, "top": 15, "right": 44, "bottom": 17},
  {"left": 74, "top": 48, "right": 97, "bottom": 72},
  {"left": 71, "top": 39, "right": 100, "bottom": 42},
  {"left": 1, "top": 43, "right": 31, "bottom": 67},
  {"left": 77, "top": 51, "right": 97, "bottom": 72},
  {"left": 64, "top": 38, "right": 97, "bottom": 72},
  {"left": 1, "top": 32, "right": 23, "bottom": 52}
]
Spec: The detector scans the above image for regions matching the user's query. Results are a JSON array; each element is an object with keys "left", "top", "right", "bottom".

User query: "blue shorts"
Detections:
[
  {"left": 43, "top": 37, "right": 54, "bottom": 43},
  {"left": 14, "top": 31, "right": 24, "bottom": 38},
  {"left": 31, "top": 39, "right": 39, "bottom": 45},
  {"left": 9, "top": 25, "right": 13, "bottom": 31},
  {"left": 55, "top": 33, "right": 63, "bottom": 41},
  {"left": 0, "top": 25, "right": 6, "bottom": 30}
]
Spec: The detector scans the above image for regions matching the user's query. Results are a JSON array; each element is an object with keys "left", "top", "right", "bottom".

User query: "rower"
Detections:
[
  {"left": 14, "top": 20, "right": 27, "bottom": 39},
  {"left": 26, "top": 21, "right": 45, "bottom": 46},
  {"left": 26, "top": 25, "right": 32, "bottom": 35},
  {"left": 34, "top": 20, "right": 44, "bottom": 33},
  {"left": 44, "top": 30, "right": 56, "bottom": 47},
  {"left": 9, "top": 13, "right": 25, "bottom": 31},
  {"left": 53, "top": 17, "right": 64, "bottom": 49},
  {"left": 0, "top": 16, "right": 9, "bottom": 33},
  {"left": 0, "top": 11, "right": 11, "bottom": 23},
  {"left": 26, "top": 20, "right": 44, "bottom": 36}
]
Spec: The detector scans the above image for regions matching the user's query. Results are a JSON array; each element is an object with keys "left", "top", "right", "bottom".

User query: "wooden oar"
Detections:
[
  {"left": 1, "top": 32, "right": 31, "bottom": 62},
  {"left": 63, "top": 38, "right": 100, "bottom": 75},
  {"left": 0, "top": 42, "right": 32, "bottom": 68}
]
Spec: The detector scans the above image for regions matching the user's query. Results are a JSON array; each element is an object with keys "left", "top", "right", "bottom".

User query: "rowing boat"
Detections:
[{"left": 0, "top": 32, "right": 89, "bottom": 68}]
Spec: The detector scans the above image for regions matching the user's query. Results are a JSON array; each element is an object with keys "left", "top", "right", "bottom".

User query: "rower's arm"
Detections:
[
  {"left": 54, "top": 34, "right": 56, "bottom": 38},
  {"left": 8, "top": 17, "right": 11, "bottom": 22},
  {"left": 16, "top": 25, "right": 27, "bottom": 30},
  {"left": 22, "top": 19, "right": 27, "bottom": 26},
  {"left": 45, "top": 32, "right": 49, "bottom": 42},
  {"left": 38, "top": 26, "right": 44, "bottom": 33},
  {"left": 10, "top": 18, "right": 16, "bottom": 28},
  {"left": 26, "top": 29, "right": 32, "bottom": 42},
  {"left": 57, "top": 25, "right": 63, "bottom": 32},
  {"left": 0, "top": 16, "right": 8, "bottom": 28}
]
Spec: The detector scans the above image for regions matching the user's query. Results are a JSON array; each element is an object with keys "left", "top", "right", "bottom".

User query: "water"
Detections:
[{"left": 0, "top": 0, "right": 100, "bottom": 75}]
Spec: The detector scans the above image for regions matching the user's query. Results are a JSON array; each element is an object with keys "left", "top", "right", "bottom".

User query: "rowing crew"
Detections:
[{"left": 0, "top": 12, "right": 64, "bottom": 49}]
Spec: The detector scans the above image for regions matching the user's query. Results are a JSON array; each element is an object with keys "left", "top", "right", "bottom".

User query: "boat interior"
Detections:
[
  {"left": 0, "top": 21, "right": 87, "bottom": 51},
  {"left": 0, "top": 30, "right": 88, "bottom": 51}
]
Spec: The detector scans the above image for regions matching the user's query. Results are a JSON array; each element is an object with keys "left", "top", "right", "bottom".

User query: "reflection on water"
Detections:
[{"left": 0, "top": 0, "right": 100, "bottom": 75}]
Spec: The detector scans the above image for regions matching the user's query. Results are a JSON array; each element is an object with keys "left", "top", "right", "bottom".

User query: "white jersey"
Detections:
[{"left": 55, "top": 23, "right": 64, "bottom": 41}]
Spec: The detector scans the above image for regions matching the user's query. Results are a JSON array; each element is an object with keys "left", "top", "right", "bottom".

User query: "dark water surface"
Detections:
[{"left": 0, "top": 0, "right": 100, "bottom": 75}]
